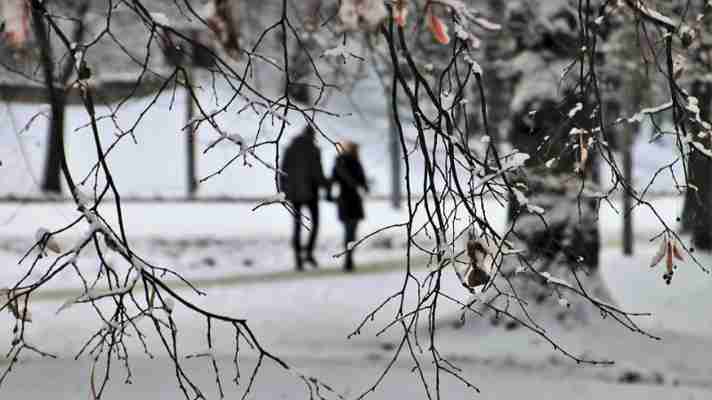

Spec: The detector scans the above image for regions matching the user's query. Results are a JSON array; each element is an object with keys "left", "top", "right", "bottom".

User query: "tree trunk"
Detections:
[
  {"left": 40, "top": 96, "right": 65, "bottom": 193},
  {"left": 482, "top": 0, "right": 507, "bottom": 144},
  {"left": 185, "top": 74, "right": 198, "bottom": 197},
  {"left": 35, "top": 0, "right": 88, "bottom": 195},
  {"left": 621, "top": 70, "right": 647, "bottom": 255},
  {"left": 33, "top": 0, "right": 68, "bottom": 195},
  {"left": 622, "top": 127, "right": 634, "bottom": 255},
  {"left": 387, "top": 86, "right": 401, "bottom": 209},
  {"left": 681, "top": 82, "right": 712, "bottom": 250}
]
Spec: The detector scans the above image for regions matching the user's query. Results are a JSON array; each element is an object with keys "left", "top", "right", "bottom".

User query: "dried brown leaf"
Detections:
[
  {"left": 672, "top": 242, "right": 685, "bottom": 261},
  {"left": 649, "top": 239, "right": 666, "bottom": 268}
]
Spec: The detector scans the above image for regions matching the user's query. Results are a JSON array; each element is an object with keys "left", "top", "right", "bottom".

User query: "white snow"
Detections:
[
  {"left": 322, "top": 41, "right": 361, "bottom": 61},
  {"left": 1, "top": 192, "right": 712, "bottom": 398}
]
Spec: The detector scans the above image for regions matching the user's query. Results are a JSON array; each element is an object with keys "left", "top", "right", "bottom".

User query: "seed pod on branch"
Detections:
[
  {"left": 464, "top": 239, "right": 493, "bottom": 288},
  {"left": 2, "top": 288, "right": 32, "bottom": 322},
  {"left": 649, "top": 235, "right": 685, "bottom": 285}
]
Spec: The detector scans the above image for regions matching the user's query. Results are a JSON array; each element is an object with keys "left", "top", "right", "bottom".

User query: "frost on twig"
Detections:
[
  {"left": 35, "top": 228, "right": 62, "bottom": 255},
  {"left": 322, "top": 40, "right": 362, "bottom": 64},
  {"left": 251, "top": 192, "right": 286, "bottom": 211}
]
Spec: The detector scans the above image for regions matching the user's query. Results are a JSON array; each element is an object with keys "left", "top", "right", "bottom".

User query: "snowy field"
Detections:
[
  {"left": 0, "top": 196, "right": 711, "bottom": 399},
  {"left": 0, "top": 250, "right": 711, "bottom": 400},
  {"left": 0, "top": 194, "right": 688, "bottom": 291}
]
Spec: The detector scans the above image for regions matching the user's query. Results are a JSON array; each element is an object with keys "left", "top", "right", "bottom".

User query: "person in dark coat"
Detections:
[
  {"left": 279, "top": 125, "right": 328, "bottom": 271},
  {"left": 327, "top": 141, "right": 369, "bottom": 272}
]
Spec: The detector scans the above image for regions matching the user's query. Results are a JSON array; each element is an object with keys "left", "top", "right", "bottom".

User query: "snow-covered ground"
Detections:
[
  {"left": 0, "top": 192, "right": 686, "bottom": 291},
  {"left": 0, "top": 196, "right": 711, "bottom": 399},
  {"left": 0, "top": 246, "right": 711, "bottom": 400}
]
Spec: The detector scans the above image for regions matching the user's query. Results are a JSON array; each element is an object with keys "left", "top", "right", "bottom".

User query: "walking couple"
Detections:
[{"left": 279, "top": 125, "right": 368, "bottom": 272}]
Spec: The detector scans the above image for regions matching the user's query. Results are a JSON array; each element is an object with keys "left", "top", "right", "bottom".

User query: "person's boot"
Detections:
[
  {"left": 295, "top": 251, "right": 304, "bottom": 271},
  {"left": 304, "top": 253, "right": 319, "bottom": 268},
  {"left": 344, "top": 253, "right": 354, "bottom": 272}
]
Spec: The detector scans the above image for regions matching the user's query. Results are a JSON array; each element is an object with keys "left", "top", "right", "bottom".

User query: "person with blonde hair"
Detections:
[{"left": 327, "top": 141, "right": 369, "bottom": 271}]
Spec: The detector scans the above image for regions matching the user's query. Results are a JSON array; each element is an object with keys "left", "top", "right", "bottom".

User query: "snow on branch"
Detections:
[
  {"left": 56, "top": 275, "right": 140, "bottom": 315},
  {"left": 624, "top": 0, "right": 677, "bottom": 31},
  {"left": 627, "top": 101, "right": 674, "bottom": 123}
]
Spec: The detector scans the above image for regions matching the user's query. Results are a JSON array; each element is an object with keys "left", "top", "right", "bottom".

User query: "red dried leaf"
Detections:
[
  {"left": 427, "top": 11, "right": 450, "bottom": 44},
  {"left": 394, "top": 0, "right": 409, "bottom": 27}
]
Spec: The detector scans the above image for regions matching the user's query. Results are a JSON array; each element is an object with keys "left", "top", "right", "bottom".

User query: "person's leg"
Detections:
[
  {"left": 344, "top": 220, "right": 358, "bottom": 271},
  {"left": 291, "top": 202, "right": 304, "bottom": 271},
  {"left": 304, "top": 199, "right": 320, "bottom": 267}
]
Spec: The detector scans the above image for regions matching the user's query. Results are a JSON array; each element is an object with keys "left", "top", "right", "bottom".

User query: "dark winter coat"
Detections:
[
  {"left": 280, "top": 132, "right": 327, "bottom": 203},
  {"left": 330, "top": 154, "right": 368, "bottom": 221}
]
